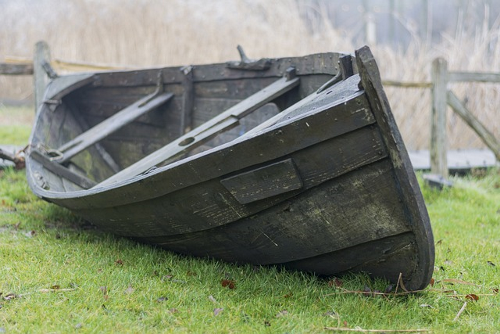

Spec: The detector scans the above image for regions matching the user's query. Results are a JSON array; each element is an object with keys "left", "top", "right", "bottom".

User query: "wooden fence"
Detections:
[
  {"left": 1, "top": 41, "right": 131, "bottom": 110},
  {"left": 1, "top": 43, "right": 499, "bottom": 178},
  {"left": 429, "top": 58, "right": 500, "bottom": 178},
  {"left": 379, "top": 61, "right": 500, "bottom": 177}
]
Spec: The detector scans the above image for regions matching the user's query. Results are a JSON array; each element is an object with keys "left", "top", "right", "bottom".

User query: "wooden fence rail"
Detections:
[
  {"left": 0, "top": 62, "right": 33, "bottom": 75},
  {"left": 381, "top": 62, "right": 500, "bottom": 178},
  {"left": 0, "top": 57, "right": 130, "bottom": 76},
  {"left": 429, "top": 58, "right": 500, "bottom": 178},
  {"left": 1, "top": 45, "right": 499, "bottom": 178}
]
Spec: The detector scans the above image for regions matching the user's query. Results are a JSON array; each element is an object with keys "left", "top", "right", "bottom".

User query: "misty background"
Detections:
[
  {"left": 0, "top": 0, "right": 499, "bottom": 150},
  {"left": 308, "top": 0, "right": 499, "bottom": 47}
]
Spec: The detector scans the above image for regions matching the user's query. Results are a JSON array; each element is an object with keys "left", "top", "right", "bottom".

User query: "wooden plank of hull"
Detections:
[
  {"left": 190, "top": 103, "right": 281, "bottom": 153},
  {"left": 282, "top": 232, "right": 416, "bottom": 276},
  {"left": 29, "top": 103, "right": 118, "bottom": 183},
  {"left": 56, "top": 92, "right": 174, "bottom": 163},
  {"left": 283, "top": 233, "right": 421, "bottom": 289},
  {"left": 220, "top": 158, "right": 303, "bottom": 204},
  {"left": 66, "top": 102, "right": 121, "bottom": 174},
  {"left": 58, "top": 88, "right": 374, "bottom": 210},
  {"left": 72, "top": 85, "right": 183, "bottom": 126},
  {"left": 43, "top": 73, "right": 95, "bottom": 102},
  {"left": 133, "top": 159, "right": 411, "bottom": 267},
  {"left": 73, "top": 125, "right": 387, "bottom": 237},
  {"left": 180, "top": 65, "right": 195, "bottom": 134},
  {"left": 90, "top": 53, "right": 340, "bottom": 88},
  {"left": 29, "top": 149, "right": 96, "bottom": 189},
  {"left": 72, "top": 86, "right": 281, "bottom": 168},
  {"left": 95, "top": 74, "right": 300, "bottom": 187},
  {"left": 191, "top": 98, "right": 241, "bottom": 128},
  {"left": 89, "top": 103, "right": 273, "bottom": 170}
]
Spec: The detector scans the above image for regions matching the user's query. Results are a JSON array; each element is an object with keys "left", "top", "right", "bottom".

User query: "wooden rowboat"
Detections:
[{"left": 26, "top": 46, "right": 434, "bottom": 291}]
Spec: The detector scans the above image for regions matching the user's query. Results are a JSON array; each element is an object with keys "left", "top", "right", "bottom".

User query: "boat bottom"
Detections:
[{"left": 282, "top": 232, "right": 419, "bottom": 289}]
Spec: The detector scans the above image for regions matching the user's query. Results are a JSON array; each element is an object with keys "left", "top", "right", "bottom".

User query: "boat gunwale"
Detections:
[
  {"left": 27, "top": 51, "right": 352, "bottom": 202},
  {"left": 26, "top": 86, "right": 366, "bottom": 203},
  {"left": 87, "top": 52, "right": 345, "bottom": 86}
]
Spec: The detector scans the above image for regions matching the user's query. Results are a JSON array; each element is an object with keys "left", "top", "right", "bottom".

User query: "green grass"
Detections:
[
  {"left": 0, "top": 125, "right": 31, "bottom": 146},
  {"left": 0, "top": 105, "right": 33, "bottom": 146},
  {"left": 1, "top": 169, "right": 499, "bottom": 333}
]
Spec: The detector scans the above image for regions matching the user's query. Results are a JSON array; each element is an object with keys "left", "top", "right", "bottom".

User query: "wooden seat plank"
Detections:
[
  {"left": 57, "top": 92, "right": 174, "bottom": 163},
  {"left": 95, "top": 74, "right": 300, "bottom": 187},
  {"left": 30, "top": 149, "right": 96, "bottom": 189}
]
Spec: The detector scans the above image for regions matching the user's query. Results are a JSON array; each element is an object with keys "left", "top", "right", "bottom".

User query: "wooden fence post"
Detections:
[
  {"left": 431, "top": 58, "right": 448, "bottom": 178},
  {"left": 33, "top": 41, "right": 51, "bottom": 113}
]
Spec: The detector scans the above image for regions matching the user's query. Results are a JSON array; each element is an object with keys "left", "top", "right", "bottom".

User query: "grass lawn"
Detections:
[
  {"left": 0, "top": 106, "right": 499, "bottom": 333},
  {"left": 0, "top": 105, "right": 33, "bottom": 146}
]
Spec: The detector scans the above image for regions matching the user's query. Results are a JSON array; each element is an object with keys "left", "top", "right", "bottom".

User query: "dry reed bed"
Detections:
[{"left": 1, "top": 0, "right": 499, "bottom": 150}]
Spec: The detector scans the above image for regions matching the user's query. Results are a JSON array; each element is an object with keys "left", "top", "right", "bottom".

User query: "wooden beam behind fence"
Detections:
[
  {"left": 0, "top": 57, "right": 128, "bottom": 76},
  {"left": 430, "top": 58, "right": 449, "bottom": 178},
  {"left": 382, "top": 80, "right": 432, "bottom": 88},
  {"left": 52, "top": 59, "right": 130, "bottom": 72},
  {"left": 33, "top": 41, "right": 52, "bottom": 112},
  {"left": 0, "top": 63, "right": 34, "bottom": 75},
  {"left": 449, "top": 71, "right": 500, "bottom": 83}
]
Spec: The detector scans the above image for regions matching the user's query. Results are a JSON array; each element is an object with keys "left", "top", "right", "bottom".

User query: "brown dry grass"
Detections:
[{"left": 1, "top": 0, "right": 499, "bottom": 150}]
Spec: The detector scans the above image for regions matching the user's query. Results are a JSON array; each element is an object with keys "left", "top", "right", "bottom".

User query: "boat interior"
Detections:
[{"left": 29, "top": 52, "right": 355, "bottom": 193}]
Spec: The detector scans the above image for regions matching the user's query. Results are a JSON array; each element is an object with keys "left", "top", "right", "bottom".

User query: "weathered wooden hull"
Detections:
[{"left": 26, "top": 46, "right": 434, "bottom": 291}]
